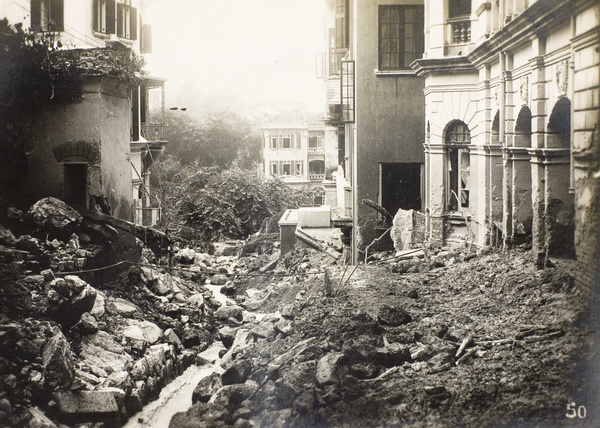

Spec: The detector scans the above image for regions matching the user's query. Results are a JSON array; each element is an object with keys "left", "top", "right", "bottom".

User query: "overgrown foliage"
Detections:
[{"left": 151, "top": 157, "right": 312, "bottom": 250}]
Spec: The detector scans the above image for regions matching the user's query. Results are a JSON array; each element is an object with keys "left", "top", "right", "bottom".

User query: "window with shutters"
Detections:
[
  {"left": 295, "top": 161, "right": 303, "bottom": 176},
  {"left": 309, "top": 134, "right": 323, "bottom": 149},
  {"left": 270, "top": 135, "right": 278, "bottom": 149},
  {"left": 93, "top": 0, "right": 115, "bottom": 34},
  {"left": 31, "top": 0, "right": 64, "bottom": 32},
  {"left": 117, "top": 0, "right": 137, "bottom": 40},
  {"left": 270, "top": 161, "right": 278, "bottom": 176},
  {"left": 282, "top": 134, "right": 291, "bottom": 149},
  {"left": 378, "top": 5, "right": 424, "bottom": 70},
  {"left": 335, "top": 0, "right": 349, "bottom": 52},
  {"left": 282, "top": 162, "right": 292, "bottom": 176}
]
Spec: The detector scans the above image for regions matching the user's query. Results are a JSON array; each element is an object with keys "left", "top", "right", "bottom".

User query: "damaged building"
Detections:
[
  {"left": 323, "top": 0, "right": 599, "bottom": 286},
  {"left": 411, "top": 0, "right": 599, "bottom": 283},
  {"left": 0, "top": 0, "right": 166, "bottom": 225}
]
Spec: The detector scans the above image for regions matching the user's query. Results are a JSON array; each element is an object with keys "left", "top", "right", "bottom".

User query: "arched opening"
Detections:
[
  {"left": 545, "top": 97, "right": 574, "bottom": 257},
  {"left": 308, "top": 160, "right": 325, "bottom": 180},
  {"left": 491, "top": 111, "right": 500, "bottom": 145},
  {"left": 514, "top": 106, "right": 532, "bottom": 147},
  {"left": 444, "top": 120, "right": 471, "bottom": 211},
  {"left": 510, "top": 106, "right": 533, "bottom": 240},
  {"left": 313, "top": 187, "right": 325, "bottom": 206},
  {"left": 547, "top": 98, "right": 571, "bottom": 148}
]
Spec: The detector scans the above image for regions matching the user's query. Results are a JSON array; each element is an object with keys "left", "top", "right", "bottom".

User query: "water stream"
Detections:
[{"left": 122, "top": 284, "right": 229, "bottom": 428}]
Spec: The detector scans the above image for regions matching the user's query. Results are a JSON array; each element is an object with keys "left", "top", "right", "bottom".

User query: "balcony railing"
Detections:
[
  {"left": 451, "top": 19, "right": 471, "bottom": 44},
  {"left": 141, "top": 123, "right": 166, "bottom": 141},
  {"left": 309, "top": 172, "right": 325, "bottom": 181}
]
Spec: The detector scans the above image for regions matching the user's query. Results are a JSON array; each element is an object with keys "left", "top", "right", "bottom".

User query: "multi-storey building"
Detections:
[
  {"left": 0, "top": 0, "right": 166, "bottom": 225},
  {"left": 412, "top": 0, "right": 600, "bottom": 285},
  {"left": 261, "top": 113, "right": 340, "bottom": 207},
  {"left": 323, "top": 0, "right": 427, "bottom": 262}
]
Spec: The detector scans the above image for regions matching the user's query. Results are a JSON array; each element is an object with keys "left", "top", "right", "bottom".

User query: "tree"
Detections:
[
  {"left": 164, "top": 108, "right": 261, "bottom": 169},
  {"left": 150, "top": 161, "right": 311, "bottom": 250}
]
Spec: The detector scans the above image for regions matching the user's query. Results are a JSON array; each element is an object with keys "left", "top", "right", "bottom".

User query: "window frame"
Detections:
[
  {"left": 281, "top": 161, "right": 292, "bottom": 176},
  {"left": 378, "top": 5, "right": 424, "bottom": 71},
  {"left": 117, "top": 0, "right": 137, "bottom": 40},
  {"left": 270, "top": 135, "right": 278, "bottom": 149},
  {"left": 309, "top": 134, "right": 323, "bottom": 149},
  {"left": 93, "top": 0, "right": 116, "bottom": 34},
  {"left": 281, "top": 134, "right": 292, "bottom": 149},
  {"left": 31, "top": 0, "right": 64, "bottom": 32},
  {"left": 445, "top": 121, "right": 471, "bottom": 211}
]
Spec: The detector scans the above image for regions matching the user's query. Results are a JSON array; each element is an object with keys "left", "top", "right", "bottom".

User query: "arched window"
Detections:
[
  {"left": 445, "top": 120, "right": 471, "bottom": 211},
  {"left": 313, "top": 187, "right": 325, "bottom": 206}
]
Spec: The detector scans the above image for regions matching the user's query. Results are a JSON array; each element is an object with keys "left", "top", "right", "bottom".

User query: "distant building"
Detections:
[
  {"left": 261, "top": 113, "right": 339, "bottom": 208},
  {"left": 412, "top": 0, "right": 600, "bottom": 285},
  {"left": 0, "top": 0, "right": 166, "bottom": 225}
]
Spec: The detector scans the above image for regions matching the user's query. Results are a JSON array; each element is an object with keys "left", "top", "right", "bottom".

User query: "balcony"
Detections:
[
  {"left": 450, "top": 18, "right": 471, "bottom": 44},
  {"left": 141, "top": 123, "right": 166, "bottom": 142},
  {"left": 309, "top": 172, "right": 325, "bottom": 181}
]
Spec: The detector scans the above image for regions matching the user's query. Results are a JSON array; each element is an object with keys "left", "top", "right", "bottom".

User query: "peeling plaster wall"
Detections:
[
  {"left": 20, "top": 78, "right": 133, "bottom": 221},
  {"left": 420, "top": 1, "right": 599, "bottom": 272}
]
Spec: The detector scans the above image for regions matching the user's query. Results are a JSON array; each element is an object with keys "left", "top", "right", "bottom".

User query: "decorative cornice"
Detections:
[
  {"left": 411, "top": 56, "right": 476, "bottom": 77},
  {"left": 468, "top": 0, "right": 598, "bottom": 67}
]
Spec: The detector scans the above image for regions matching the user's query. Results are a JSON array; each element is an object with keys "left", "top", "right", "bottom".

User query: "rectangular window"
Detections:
[
  {"left": 282, "top": 162, "right": 292, "bottom": 176},
  {"left": 335, "top": 0, "right": 349, "bottom": 51},
  {"left": 378, "top": 5, "right": 424, "bottom": 70},
  {"left": 341, "top": 60, "right": 355, "bottom": 123},
  {"left": 295, "top": 133, "right": 301, "bottom": 149},
  {"left": 309, "top": 134, "right": 323, "bottom": 148},
  {"left": 117, "top": 1, "right": 137, "bottom": 40},
  {"left": 329, "top": 28, "right": 340, "bottom": 75},
  {"left": 270, "top": 161, "right": 278, "bottom": 176},
  {"left": 270, "top": 135, "right": 278, "bottom": 149},
  {"left": 93, "top": 0, "right": 116, "bottom": 34},
  {"left": 31, "top": 0, "right": 64, "bottom": 32},
  {"left": 282, "top": 135, "right": 291, "bottom": 149},
  {"left": 295, "top": 161, "right": 303, "bottom": 176}
]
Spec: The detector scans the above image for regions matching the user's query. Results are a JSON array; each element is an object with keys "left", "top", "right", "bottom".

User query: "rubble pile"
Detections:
[
  {"left": 171, "top": 246, "right": 595, "bottom": 428},
  {"left": 0, "top": 197, "right": 256, "bottom": 427}
]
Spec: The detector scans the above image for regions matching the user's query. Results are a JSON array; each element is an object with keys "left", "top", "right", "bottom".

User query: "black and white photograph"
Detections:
[{"left": 0, "top": 0, "right": 599, "bottom": 427}]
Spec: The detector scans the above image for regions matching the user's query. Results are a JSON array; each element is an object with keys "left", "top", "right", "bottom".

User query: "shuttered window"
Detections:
[
  {"left": 93, "top": 0, "right": 116, "bottom": 34},
  {"left": 31, "top": 0, "right": 64, "bottom": 32},
  {"left": 117, "top": 1, "right": 137, "bottom": 40},
  {"left": 335, "top": 0, "right": 348, "bottom": 51}
]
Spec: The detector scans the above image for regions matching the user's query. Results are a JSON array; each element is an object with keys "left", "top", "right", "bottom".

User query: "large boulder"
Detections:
[
  {"left": 27, "top": 197, "right": 82, "bottom": 233},
  {"left": 316, "top": 352, "right": 347, "bottom": 385},
  {"left": 42, "top": 332, "right": 74, "bottom": 389},
  {"left": 192, "top": 372, "right": 222, "bottom": 403},
  {"left": 221, "top": 359, "right": 252, "bottom": 385},
  {"left": 390, "top": 208, "right": 425, "bottom": 252}
]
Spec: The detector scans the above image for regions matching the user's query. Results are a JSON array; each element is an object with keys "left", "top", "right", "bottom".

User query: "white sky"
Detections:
[{"left": 144, "top": 0, "right": 327, "bottom": 112}]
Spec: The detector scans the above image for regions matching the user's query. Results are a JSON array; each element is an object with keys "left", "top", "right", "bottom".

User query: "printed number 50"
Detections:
[{"left": 566, "top": 402, "right": 587, "bottom": 419}]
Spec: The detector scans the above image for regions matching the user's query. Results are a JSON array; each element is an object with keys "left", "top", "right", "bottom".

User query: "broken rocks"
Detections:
[
  {"left": 27, "top": 197, "right": 82, "bottom": 234},
  {"left": 41, "top": 331, "right": 74, "bottom": 389}
]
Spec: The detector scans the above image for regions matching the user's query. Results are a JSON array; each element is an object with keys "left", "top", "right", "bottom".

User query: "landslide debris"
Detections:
[
  {"left": 0, "top": 197, "right": 245, "bottom": 427},
  {"left": 172, "top": 246, "right": 597, "bottom": 428}
]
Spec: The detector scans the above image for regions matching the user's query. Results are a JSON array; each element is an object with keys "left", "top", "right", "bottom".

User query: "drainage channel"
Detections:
[{"left": 123, "top": 283, "right": 229, "bottom": 428}]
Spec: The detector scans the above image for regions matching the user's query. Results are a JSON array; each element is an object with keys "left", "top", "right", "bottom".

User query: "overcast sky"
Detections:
[{"left": 144, "top": 0, "right": 327, "bottom": 113}]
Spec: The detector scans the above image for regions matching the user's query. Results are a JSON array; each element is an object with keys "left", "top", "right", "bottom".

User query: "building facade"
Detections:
[
  {"left": 412, "top": 0, "right": 599, "bottom": 284},
  {"left": 261, "top": 113, "right": 339, "bottom": 208},
  {"left": 0, "top": 0, "right": 166, "bottom": 225},
  {"left": 324, "top": 0, "right": 427, "bottom": 262}
]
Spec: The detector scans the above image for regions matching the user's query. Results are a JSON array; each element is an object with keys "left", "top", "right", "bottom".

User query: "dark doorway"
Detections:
[
  {"left": 64, "top": 163, "right": 87, "bottom": 207},
  {"left": 380, "top": 162, "right": 422, "bottom": 215}
]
